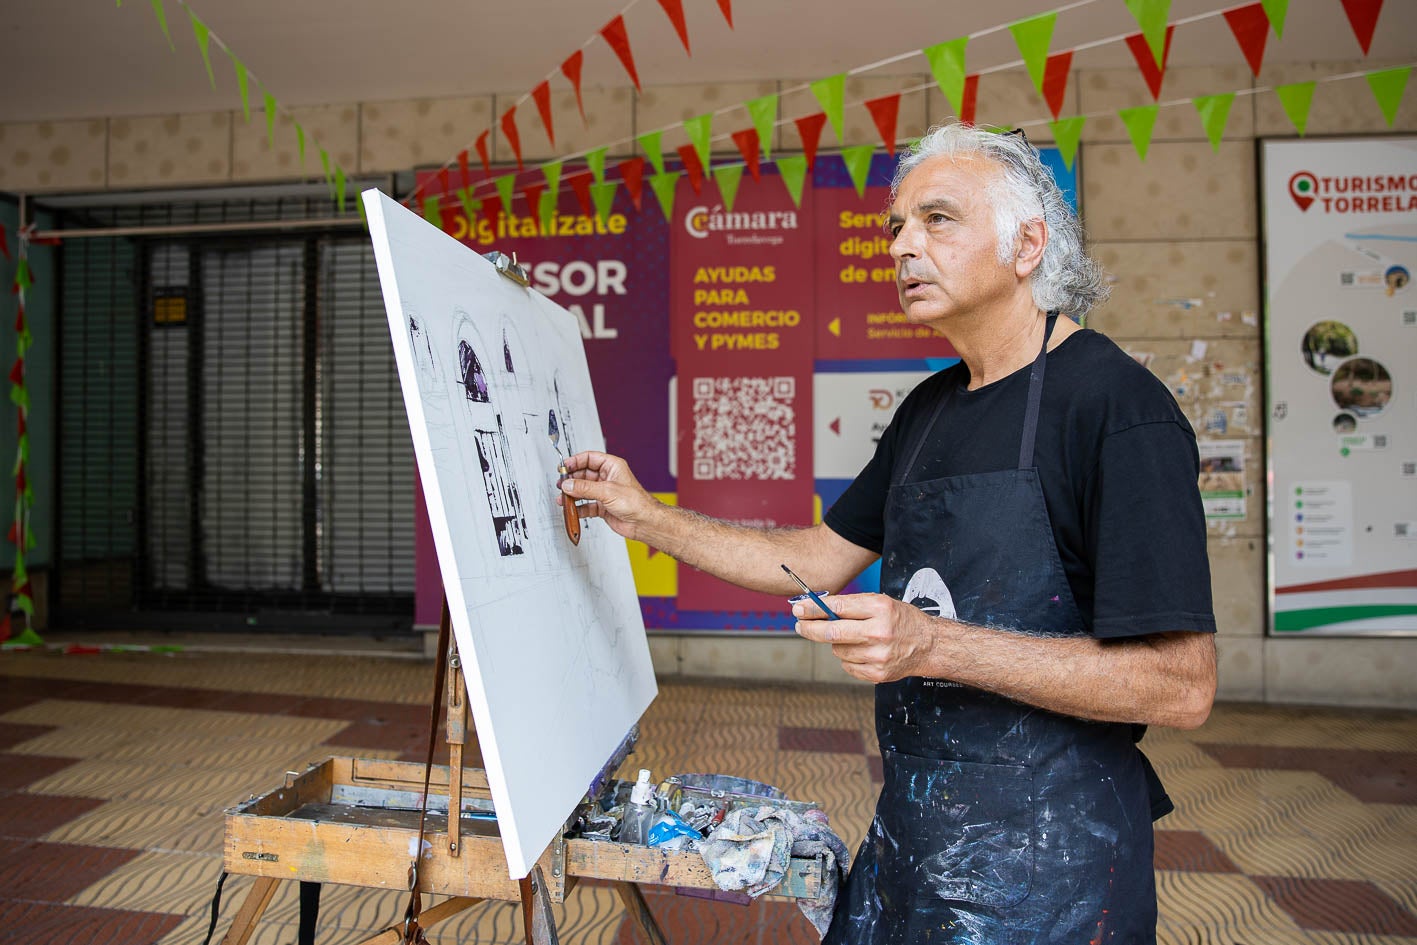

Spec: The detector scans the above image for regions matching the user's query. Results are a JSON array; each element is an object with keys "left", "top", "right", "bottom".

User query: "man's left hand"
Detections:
[{"left": 792, "top": 593, "right": 940, "bottom": 684}]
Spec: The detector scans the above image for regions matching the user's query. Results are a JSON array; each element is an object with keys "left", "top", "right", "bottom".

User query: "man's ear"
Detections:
[{"left": 1014, "top": 218, "right": 1047, "bottom": 279}]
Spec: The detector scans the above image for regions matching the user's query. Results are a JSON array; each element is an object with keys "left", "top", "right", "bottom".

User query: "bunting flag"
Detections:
[
  {"left": 601, "top": 15, "right": 642, "bottom": 92},
  {"left": 1008, "top": 11, "right": 1056, "bottom": 97},
  {"left": 5, "top": 228, "right": 39, "bottom": 644},
  {"left": 1261, "top": 0, "right": 1288, "bottom": 37},
  {"left": 717, "top": 0, "right": 733, "bottom": 27},
  {"left": 458, "top": 187, "right": 481, "bottom": 225},
  {"left": 1274, "top": 81, "right": 1316, "bottom": 135},
  {"left": 231, "top": 55, "right": 252, "bottom": 123},
  {"left": 569, "top": 171, "right": 595, "bottom": 216},
  {"left": 1119, "top": 104, "right": 1160, "bottom": 160},
  {"left": 657, "top": 0, "right": 692, "bottom": 54},
  {"left": 684, "top": 113, "right": 713, "bottom": 172},
  {"left": 649, "top": 172, "right": 681, "bottom": 221},
  {"left": 776, "top": 155, "right": 808, "bottom": 208},
  {"left": 542, "top": 161, "right": 563, "bottom": 199},
  {"left": 295, "top": 122, "right": 306, "bottom": 164},
  {"left": 1050, "top": 116, "right": 1085, "bottom": 170},
  {"left": 1126, "top": 26, "right": 1175, "bottom": 100},
  {"left": 334, "top": 167, "right": 347, "bottom": 213},
  {"left": 1224, "top": 3, "right": 1270, "bottom": 77},
  {"left": 1340, "top": 0, "right": 1384, "bottom": 56},
  {"left": 638, "top": 131, "right": 666, "bottom": 175},
  {"left": 677, "top": 144, "right": 705, "bottom": 194},
  {"left": 591, "top": 180, "right": 619, "bottom": 224},
  {"left": 587, "top": 146, "right": 609, "bottom": 184},
  {"left": 713, "top": 165, "right": 744, "bottom": 213},
  {"left": 864, "top": 93, "right": 901, "bottom": 154},
  {"left": 531, "top": 81, "right": 555, "bottom": 147},
  {"left": 794, "top": 113, "right": 828, "bottom": 171},
  {"left": 618, "top": 156, "right": 647, "bottom": 210},
  {"left": 501, "top": 108, "right": 524, "bottom": 171},
  {"left": 840, "top": 145, "right": 875, "bottom": 197},
  {"left": 475, "top": 130, "right": 492, "bottom": 175},
  {"left": 422, "top": 194, "right": 442, "bottom": 228},
  {"left": 810, "top": 74, "right": 847, "bottom": 142},
  {"left": 149, "top": 0, "right": 174, "bottom": 50},
  {"left": 561, "top": 50, "right": 587, "bottom": 123},
  {"left": 1125, "top": 0, "right": 1171, "bottom": 68},
  {"left": 494, "top": 174, "right": 517, "bottom": 216},
  {"left": 1193, "top": 93, "right": 1235, "bottom": 151},
  {"left": 1366, "top": 66, "right": 1410, "bottom": 126},
  {"left": 263, "top": 91, "right": 278, "bottom": 147},
  {"left": 960, "top": 75, "right": 980, "bottom": 125},
  {"left": 923, "top": 38, "right": 969, "bottom": 118},
  {"left": 522, "top": 182, "right": 547, "bottom": 230},
  {"left": 188, "top": 9, "right": 216, "bottom": 89},
  {"left": 732, "top": 128, "right": 762, "bottom": 180},
  {"left": 458, "top": 149, "right": 471, "bottom": 189},
  {"left": 744, "top": 94, "right": 777, "bottom": 159},
  {"left": 0, "top": 226, "right": 8, "bottom": 261},
  {"left": 1042, "top": 51, "right": 1073, "bottom": 120}
]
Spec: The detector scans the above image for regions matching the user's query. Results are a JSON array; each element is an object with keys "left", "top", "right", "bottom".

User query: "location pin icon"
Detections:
[{"left": 1289, "top": 172, "right": 1318, "bottom": 212}]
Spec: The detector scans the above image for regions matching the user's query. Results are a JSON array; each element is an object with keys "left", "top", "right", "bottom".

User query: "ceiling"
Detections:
[{"left": 5, "top": 0, "right": 1415, "bottom": 124}]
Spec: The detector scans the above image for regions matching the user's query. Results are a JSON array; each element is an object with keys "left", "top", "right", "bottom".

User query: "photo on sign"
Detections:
[
  {"left": 1300, "top": 320, "right": 1358, "bottom": 376},
  {"left": 1329, "top": 357, "right": 1392, "bottom": 418}
]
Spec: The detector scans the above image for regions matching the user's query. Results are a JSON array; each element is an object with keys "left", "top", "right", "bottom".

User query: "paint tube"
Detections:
[
  {"left": 614, "top": 769, "right": 657, "bottom": 845},
  {"left": 646, "top": 809, "right": 701, "bottom": 851}
]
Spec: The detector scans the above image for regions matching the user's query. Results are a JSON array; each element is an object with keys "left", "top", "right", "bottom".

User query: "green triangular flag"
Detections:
[
  {"left": 422, "top": 194, "right": 441, "bottom": 227},
  {"left": 776, "top": 155, "right": 808, "bottom": 208},
  {"left": 586, "top": 147, "right": 609, "bottom": 184},
  {"left": 684, "top": 113, "right": 713, "bottom": 173},
  {"left": 745, "top": 94, "right": 777, "bottom": 159},
  {"left": 5, "top": 627, "right": 45, "bottom": 646},
  {"left": 648, "top": 172, "right": 680, "bottom": 222},
  {"left": 263, "top": 91, "right": 278, "bottom": 148},
  {"left": 1049, "top": 117, "right": 1086, "bottom": 170},
  {"left": 1118, "top": 105, "right": 1159, "bottom": 160},
  {"left": 1008, "top": 11, "right": 1056, "bottom": 96},
  {"left": 1260, "top": 0, "right": 1287, "bottom": 38},
  {"left": 494, "top": 174, "right": 517, "bottom": 215},
  {"left": 923, "top": 37, "right": 969, "bottom": 117},
  {"left": 638, "top": 132, "right": 666, "bottom": 175},
  {"left": 14, "top": 259, "right": 31, "bottom": 292},
  {"left": 712, "top": 164, "right": 744, "bottom": 213},
  {"left": 1274, "top": 81, "right": 1316, "bottom": 135},
  {"left": 1367, "top": 67, "right": 1411, "bottom": 127},
  {"left": 9, "top": 385, "right": 29, "bottom": 411},
  {"left": 231, "top": 54, "right": 252, "bottom": 123},
  {"left": 188, "top": 9, "right": 215, "bottom": 88},
  {"left": 542, "top": 161, "right": 563, "bottom": 198},
  {"left": 356, "top": 192, "right": 368, "bottom": 231},
  {"left": 840, "top": 145, "right": 874, "bottom": 198},
  {"left": 810, "top": 74, "right": 846, "bottom": 141},
  {"left": 12, "top": 551, "right": 25, "bottom": 585},
  {"left": 590, "top": 180, "right": 618, "bottom": 225},
  {"left": 149, "top": 0, "right": 175, "bottom": 50},
  {"left": 1193, "top": 93, "right": 1234, "bottom": 152},
  {"left": 458, "top": 187, "right": 481, "bottom": 224},
  {"left": 319, "top": 148, "right": 333, "bottom": 194},
  {"left": 334, "top": 166, "right": 347, "bottom": 213},
  {"left": 294, "top": 122, "right": 306, "bottom": 165},
  {"left": 538, "top": 191, "right": 557, "bottom": 234},
  {"left": 15, "top": 592, "right": 34, "bottom": 615},
  {"left": 16, "top": 432, "right": 29, "bottom": 465},
  {"left": 1125, "top": 0, "right": 1170, "bottom": 68},
  {"left": 16, "top": 328, "right": 32, "bottom": 356}
]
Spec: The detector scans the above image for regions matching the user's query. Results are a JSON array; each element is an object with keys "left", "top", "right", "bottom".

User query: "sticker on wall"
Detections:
[{"left": 1198, "top": 439, "right": 1246, "bottom": 521}]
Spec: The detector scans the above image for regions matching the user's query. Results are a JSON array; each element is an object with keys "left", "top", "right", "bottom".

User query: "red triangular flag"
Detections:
[
  {"left": 569, "top": 171, "right": 595, "bottom": 216},
  {"left": 795, "top": 113, "right": 828, "bottom": 171},
  {"left": 475, "top": 130, "right": 492, "bottom": 175},
  {"left": 864, "top": 93, "right": 901, "bottom": 154},
  {"left": 656, "top": 0, "right": 692, "bottom": 54},
  {"left": 522, "top": 181, "right": 545, "bottom": 222},
  {"left": 618, "top": 156, "right": 647, "bottom": 210},
  {"left": 0, "top": 224, "right": 8, "bottom": 261},
  {"left": 960, "top": 74, "right": 980, "bottom": 125},
  {"left": 1126, "top": 26, "right": 1175, "bottom": 101},
  {"left": 501, "top": 108, "right": 524, "bottom": 171},
  {"left": 457, "top": 149, "right": 471, "bottom": 189},
  {"left": 13, "top": 306, "right": 23, "bottom": 333},
  {"left": 1340, "top": 0, "right": 1384, "bottom": 55},
  {"left": 561, "top": 50, "right": 587, "bottom": 123},
  {"left": 8, "top": 359, "right": 23, "bottom": 386},
  {"left": 1042, "top": 51, "right": 1073, "bottom": 120},
  {"left": 676, "top": 144, "right": 705, "bottom": 194},
  {"left": 532, "top": 81, "right": 556, "bottom": 147},
  {"left": 1224, "top": 4, "right": 1270, "bottom": 77},
  {"left": 731, "top": 128, "right": 761, "bottom": 181},
  {"left": 16, "top": 467, "right": 25, "bottom": 493},
  {"left": 16, "top": 412, "right": 25, "bottom": 437},
  {"left": 601, "top": 15, "right": 642, "bottom": 91},
  {"left": 6, "top": 522, "right": 17, "bottom": 545},
  {"left": 717, "top": 0, "right": 733, "bottom": 28},
  {"left": 438, "top": 168, "right": 451, "bottom": 196}
]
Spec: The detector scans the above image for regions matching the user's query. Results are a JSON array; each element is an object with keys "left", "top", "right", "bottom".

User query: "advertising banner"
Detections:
[{"left": 1262, "top": 137, "right": 1417, "bottom": 635}]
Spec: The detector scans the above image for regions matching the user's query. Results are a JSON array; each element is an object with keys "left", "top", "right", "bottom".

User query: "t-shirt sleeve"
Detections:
[{"left": 1086, "top": 420, "right": 1217, "bottom": 638}]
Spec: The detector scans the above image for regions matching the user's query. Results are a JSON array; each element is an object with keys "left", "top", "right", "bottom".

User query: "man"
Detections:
[{"left": 560, "top": 122, "right": 1217, "bottom": 943}]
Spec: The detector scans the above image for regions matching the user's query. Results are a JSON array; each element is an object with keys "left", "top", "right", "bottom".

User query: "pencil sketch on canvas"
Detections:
[{"left": 362, "top": 189, "right": 657, "bottom": 879}]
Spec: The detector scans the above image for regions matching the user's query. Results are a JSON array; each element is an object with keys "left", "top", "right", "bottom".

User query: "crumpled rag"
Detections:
[{"left": 698, "top": 806, "right": 851, "bottom": 939}]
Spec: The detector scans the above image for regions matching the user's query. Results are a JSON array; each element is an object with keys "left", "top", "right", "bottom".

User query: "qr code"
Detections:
[
  {"left": 1404, "top": 310, "right": 1417, "bottom": 325},
  {"left": 691, "top": 376, "right": 796, "bottom": 480},
  {"left": 1397, "top": 522, "right": 1411, "bottom": 539},
  {"left": 1374, "top": 435, "right": 1388, "bottom": 449},
  {"left": 1340, "top": 272, "right": 1355, "bottom": 285},
  {"left": 1402, "top": 461, "right": 1416, "bottom": 477}
]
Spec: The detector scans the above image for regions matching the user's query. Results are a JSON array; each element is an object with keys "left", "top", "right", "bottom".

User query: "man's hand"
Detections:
[
  {"left": 558, "top": 450, "right": 662, "bottom": 543},
  {"left": 793, "top": 592, "right": 939, "bottom": 684}
]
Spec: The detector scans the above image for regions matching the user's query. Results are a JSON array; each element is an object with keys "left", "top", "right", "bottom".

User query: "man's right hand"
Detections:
[{"left": 558, "top": 450, "right": 661, "bottom": 544}]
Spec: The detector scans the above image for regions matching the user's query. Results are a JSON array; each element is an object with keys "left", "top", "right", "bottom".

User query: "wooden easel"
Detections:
[{"left": 216, "top": 609, "right": 827, "bottom": 945}]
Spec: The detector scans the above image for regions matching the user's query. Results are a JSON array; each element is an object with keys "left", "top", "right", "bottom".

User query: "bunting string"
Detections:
[{"left": 3, "top": 225, "right": 43, "bottom": 646}]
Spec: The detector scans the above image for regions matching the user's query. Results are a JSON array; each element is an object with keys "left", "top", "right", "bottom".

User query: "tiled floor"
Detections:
[{"left": 1, "top": 645, "right": 1414, "bottom": 944}]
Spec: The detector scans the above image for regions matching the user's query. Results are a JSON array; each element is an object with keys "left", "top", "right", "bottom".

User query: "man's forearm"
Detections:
[{"left": 635, "top": 504, "right": 830, "bottom": 596}]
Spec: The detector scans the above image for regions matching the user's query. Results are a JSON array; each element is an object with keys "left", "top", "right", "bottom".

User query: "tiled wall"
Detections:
[{"left": 5, "top": 61, "right": 1414, "bottom": 707}]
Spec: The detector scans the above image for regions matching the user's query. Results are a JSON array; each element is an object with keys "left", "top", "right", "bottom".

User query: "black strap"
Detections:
[
  {"left": 298, "top": 881, "right": 322, "bottom": 945},
  {"left": 401, "top": 598, "right": 452, "bottom": 944},
  {"left": 1017, "top": 313, "right": 1058, "bottom": 470},
  {"left": 199, "top": 871, "right": 229, "bottom": 945}
]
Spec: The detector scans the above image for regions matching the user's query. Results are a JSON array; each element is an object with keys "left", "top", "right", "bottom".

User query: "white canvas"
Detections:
[{"left": 362, "top": 189, "right": 657, "bottom": 878}]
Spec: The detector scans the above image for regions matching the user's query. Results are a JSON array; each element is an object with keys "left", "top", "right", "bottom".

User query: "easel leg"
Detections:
[
  {"left": 613, "top": 882, "right": 667, "bottom": 945},
  {"left": 220, "top": 876, "right": 280, "bottom": 945},
  {"left": 519, "top": 866, "right": 561, "bottom": 945},
  {"left": 352, "top": 897, "right": 486, "bottom": 945}
]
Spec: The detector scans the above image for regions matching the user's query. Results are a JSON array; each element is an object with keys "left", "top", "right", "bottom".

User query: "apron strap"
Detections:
[{"left": 1016, "top": 312, "right": 1058, "bottom": 471}]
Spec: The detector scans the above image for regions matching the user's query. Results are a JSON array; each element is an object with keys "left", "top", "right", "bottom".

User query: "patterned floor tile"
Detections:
[
  {"left": 778, "top": 725, "right": 865, "bottom": 754},
  {"left": 0, "top": 900, "right": 185, "bottom": 945},
  {"left": 0, "top": 721, "right": 54, "bottom": 750},
  {"left": 0, "top": 752, "right": 78, "bottom": 791},
  {"left": 1153, "top": 830, "right": 1241, "bottom": 873},
  {"left": 1200, "top": 743, "right": 1417, "bottom": 804},
  {"left": 1252, "top": 875, "right": 1417, "bottom": 935},
  {"left": 0, "top": 839, "right": 144, "bottom": 902},
  {"left": 0, "top": 792, "right": 107, "bottom": 839}
]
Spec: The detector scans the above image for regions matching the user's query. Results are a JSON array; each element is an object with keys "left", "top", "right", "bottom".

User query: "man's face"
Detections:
[{"left": 886, "top": 154, "right": 1018, "bottom": 327}]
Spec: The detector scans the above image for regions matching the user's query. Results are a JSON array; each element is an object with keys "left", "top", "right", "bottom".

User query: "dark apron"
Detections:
[{"left": 824, "top": 316, "right": 1157, "bottom": 945}]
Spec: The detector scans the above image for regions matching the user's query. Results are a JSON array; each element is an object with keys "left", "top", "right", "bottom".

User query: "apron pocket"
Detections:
[{"left": 879, "top": 750, "right": 1035, "bottom": 910}]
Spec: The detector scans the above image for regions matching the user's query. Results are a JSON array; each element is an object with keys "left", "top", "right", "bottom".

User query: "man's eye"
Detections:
[
  {"left": 887, "top": 224, "right": 902, "bottom": 237},
  {"left": 927, "top": 213, "right": 949, "bottom": 224}
]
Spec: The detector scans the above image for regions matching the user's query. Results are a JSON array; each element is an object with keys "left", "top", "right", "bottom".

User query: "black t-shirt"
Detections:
[{"left": 825, "top": 328, "right": 1217, "bottom": 640}]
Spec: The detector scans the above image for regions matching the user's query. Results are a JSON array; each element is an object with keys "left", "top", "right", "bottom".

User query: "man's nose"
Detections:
[{"left": 889, "top": 222, "right": 919, "bottom": 261}]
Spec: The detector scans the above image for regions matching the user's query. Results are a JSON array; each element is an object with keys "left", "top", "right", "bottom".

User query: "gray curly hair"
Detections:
[{"left": 890, "top": 123, "right": 1110, "bottom": 319}]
